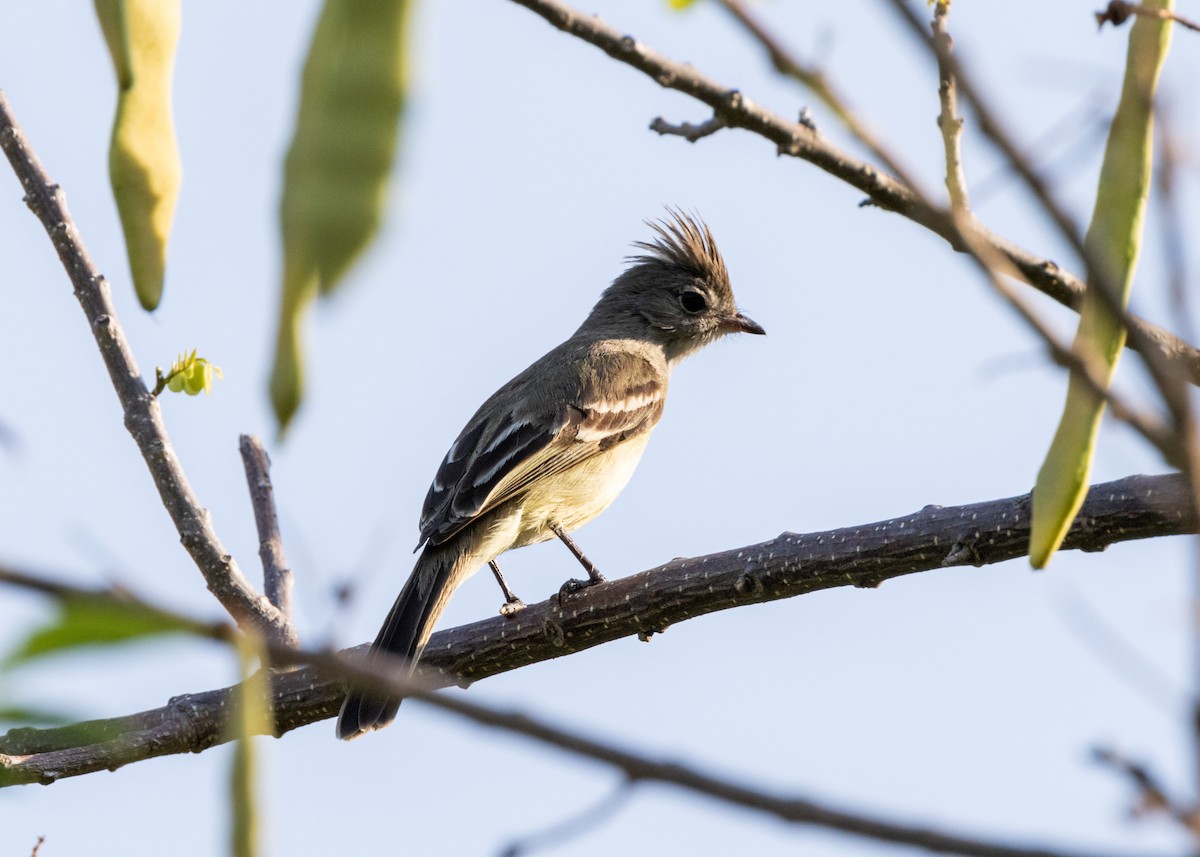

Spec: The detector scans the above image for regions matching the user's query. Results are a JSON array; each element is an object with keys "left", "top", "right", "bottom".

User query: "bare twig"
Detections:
[
  {"left": 1091, "top": 747, "right": 1200, "bottom": 836},
  {"left": 712, "top": 3, "right": 1174, "bottom": 463},
  {"left": 649, "top": 114, "right": 726, "bottom": 142},
  {"left": 952, "top": 224, "right": 1180, "bottom": 465},
  {"left": 880, "top": 0, "right": 1197, "bottom": 407},
  {"left": 2, "top": 472, "right": 1194, "bottom": 787},
  {"left": 498, "top": 781, "right": 635, "bottom": 857},
  {"left": 1096, "top": 2, "right": 1200, "bottom": 33},
  {"left": 1155, "top": 109, "right": 1193, "bottom": 345},
  {"left": 504, "top": 0, "right": 1200, "bottom": 385},
  {"left": 0, "top": 90, "right": 287, "bottom": 641},
  {"left": 238, "top": 434, "right": 298, "bottom": 647},
  {"left": 932, "top": 1, "right": 969, "bottom": 213},
  {"left": 970, "top": 92, "right": 1109, "bottom": 206},
  {"left": 29, "top": 836, "right": 44, "bottom": 857},
  {"left": 716, "top": 0, "right": 929, "bottom": 198}
]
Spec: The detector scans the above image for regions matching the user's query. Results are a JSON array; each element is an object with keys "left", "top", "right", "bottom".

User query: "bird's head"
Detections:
[{"left": 587, "top": 209, "right": 764, "bottom": 363}]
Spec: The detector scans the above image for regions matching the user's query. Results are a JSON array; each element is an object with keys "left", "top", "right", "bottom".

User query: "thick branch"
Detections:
[
  {"left": 2, "top": 473, "right": 1192, "bottom": 787},
  {"left": 0, "top": 91, "right": 286, "bottom": 639},
  {"left": 505, "top": 0, "right": 1200, "bottom": 385}
]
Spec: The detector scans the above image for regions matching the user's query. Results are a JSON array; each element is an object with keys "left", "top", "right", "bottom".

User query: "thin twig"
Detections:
[
  {"left": 504, "top": 0, "right": 1200, "bottom": 386},
  {"left": 1095, "top": 1, "right": 1200, "bottom": 33},
  {"left": 932, "top": 1, "right": 969, "bottom": 213},
  {"left": 1091, "top": 747, "right": 1200, "bottom": 836},
  {"left": 238, "top": 434, "right": 298, "bottom": 647},
  {"left": 716, "top": 0, "right": 932, "bottom": 204},
  {"left": 649, "top": 114, "right": 726, "bottom": 142},
  {"left": 0, "top": 90, "right": 287, "bottom": 641},
  {"left": 954, "top": 218, "right": 1180, "bottom": 465},
  {"left": 880, "top": 0, "right": 1199, "bottom": 410},
  {"left": 710, "top": 2, "right": 1174, "bottom": 462},
  {"left": 498, "top": 780, "right": 635, "bottom": 857}
]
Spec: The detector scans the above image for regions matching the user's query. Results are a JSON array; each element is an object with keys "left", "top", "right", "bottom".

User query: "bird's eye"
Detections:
[{"left": 679, "top": 290, "right": 707, "bottom": 314}]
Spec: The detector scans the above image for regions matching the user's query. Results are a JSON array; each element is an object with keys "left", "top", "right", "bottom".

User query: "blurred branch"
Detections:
[
  {"left": 2, "top": 473, "right": 1194, "bottom": 788},
  {"left": 879, "top": 0, "right": 1199, "bottom": 451},
  {"left": 1095, "top": 2, "right": 1200, "bottom": 33},
  {"left": 709, "top": 2, "right": 1176, "bottom": 466},
  {"left": 649, "top": 114, "right": 726, "bottom": 141},
  {"left": 498, "top": 781, "right": 635, "bottom": 857},
  {"left": 238, "top": 434, "right": 298, "bottom": 647},
  {"left": 1092, "top": 747, "right": 1200, "bottom": 837},
  {"left": 716, "top": 0, "right": 926, "bottom": 196},
  {"left": 1, "top": 557, "right": 1191, "bottom": 857},
  {"left": 0, "top": 90, "right": 289, "bottom": 642},
  {"left": 505, "top": 0, "right": 1200, "bottom": 385}
]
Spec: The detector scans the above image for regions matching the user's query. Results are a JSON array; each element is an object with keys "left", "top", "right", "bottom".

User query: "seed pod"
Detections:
[
  {"left": 95, "top": 0, "right": 182, "bottom": 311},
  {"left": 1030, "top": 5, "right": 1172, "bottom": 568}
]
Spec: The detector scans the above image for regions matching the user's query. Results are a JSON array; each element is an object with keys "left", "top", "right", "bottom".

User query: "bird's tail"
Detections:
[{"left": 336, "top": 542, "right": 474, "bottom": 740}]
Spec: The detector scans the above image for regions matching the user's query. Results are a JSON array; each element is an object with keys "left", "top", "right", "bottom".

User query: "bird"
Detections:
[{"left": 336, "top": 210, "right": 764, "bottom": 739}]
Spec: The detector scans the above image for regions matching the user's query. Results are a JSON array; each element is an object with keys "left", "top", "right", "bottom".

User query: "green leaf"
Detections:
[
  {"left": 156, "top": 349, "right": 223, "bottom": 396},
  {"left": 4, "top": 594, "right": 202, "bottom": 668},
  {"left": 1030, "top": 2, "right": 1173, "bottom": 568},
  {"left": 272, "top": 0, "right": 411, "bottom": 433},
  {"left": 667, "top": 0, "right": 699, "bottom": 9}
]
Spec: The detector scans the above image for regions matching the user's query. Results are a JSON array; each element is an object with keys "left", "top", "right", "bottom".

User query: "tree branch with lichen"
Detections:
[{"left": 1, "top": 471, "right": 1193, "bottom": 789}]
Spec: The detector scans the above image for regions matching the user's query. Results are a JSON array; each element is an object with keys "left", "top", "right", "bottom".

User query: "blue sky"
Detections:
[{"left": 1, "top": 2, "right": 1198, "bottom": 855}]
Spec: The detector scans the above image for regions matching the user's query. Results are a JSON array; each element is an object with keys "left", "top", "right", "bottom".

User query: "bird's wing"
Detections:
[{"left": 417, "top": 347, "right": 665, "bottom": 547}]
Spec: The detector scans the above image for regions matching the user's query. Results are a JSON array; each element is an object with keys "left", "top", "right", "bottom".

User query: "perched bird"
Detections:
[{"left": 336, "top": 210, "right": 764, "bottom": 739}]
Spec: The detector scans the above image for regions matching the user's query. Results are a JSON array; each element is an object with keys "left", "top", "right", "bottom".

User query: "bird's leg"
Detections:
[
  {"left": 489, "top": 560, "right": 526, "bottom": 617},
  {"left": 550, "top": 523, "right": 607, "bottom": 601}
]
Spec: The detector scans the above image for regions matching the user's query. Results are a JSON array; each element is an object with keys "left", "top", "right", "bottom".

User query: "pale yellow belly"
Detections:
[{"left": 510, "top": 432, "right": 652, "bottom": 548}]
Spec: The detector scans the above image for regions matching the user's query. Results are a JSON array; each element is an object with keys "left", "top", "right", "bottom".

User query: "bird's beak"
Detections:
[{"left": 724, "top": 312, "right": 766, "bottom": 336}]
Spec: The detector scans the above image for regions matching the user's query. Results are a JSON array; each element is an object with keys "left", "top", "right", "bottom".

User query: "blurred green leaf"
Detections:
[
  {"left": 4, "top": 594, "right": 202, "bottom": 668},
  {"left": 1030, "top": 2, "right": 1173, "bottom": 568},
  {"left": 0, "top": 705, "right": 75, "bottom": 727},
  {"left": 271, "top": 0, "right": 411, "bottom": 432},
  {"left": 667, "top": 0, "right": 699, "bottom": 9},
  {"left": 227, "top": 634, "right": 272, "bottom": 857}
]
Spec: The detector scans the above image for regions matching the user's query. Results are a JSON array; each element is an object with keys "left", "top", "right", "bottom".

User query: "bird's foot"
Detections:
[
  {"left": 498, "top": 598, "right": 527, "bottom": 617},
  {"left": 556, "top": 570, "right": 607, "bottom": 605}
]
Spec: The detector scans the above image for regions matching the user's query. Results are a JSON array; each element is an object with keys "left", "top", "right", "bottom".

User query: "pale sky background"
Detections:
[{"left": 1, "top": 2, "right": 1199, "bottom": 856}]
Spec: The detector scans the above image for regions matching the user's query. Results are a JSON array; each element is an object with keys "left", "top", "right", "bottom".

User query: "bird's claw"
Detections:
[
  {"left": 499, "top": 599, "right": 527, "bottom": 617},
  {"left": 556, "top": 573, "right": 607, "bottom": 605}
]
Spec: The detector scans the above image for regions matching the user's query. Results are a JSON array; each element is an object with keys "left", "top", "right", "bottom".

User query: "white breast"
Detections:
[{"left": 511, "top": 432, "right": 653, "bottom": 548}]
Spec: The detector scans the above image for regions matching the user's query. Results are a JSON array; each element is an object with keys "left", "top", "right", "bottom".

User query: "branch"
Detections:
[
  {"left": 649, "top": 114, "right": 727, "bottom": 142},
  {"left": 1095, "top": 2, "right": 1200, "bottom": 33},
  {"left": 1091, "top": 747, "right": 1200, "bottom": 838},
  {"left": 2, "top": 473, "right": 1192, "bottom": 787},
  {"left": 1, "top": 556, "right": 1189, "bottom": 857},
  {"left": 932, "top": 1, "right": 969, "bottom": 213},
  {"left": 238, "top": 435, "right": 298, "bottom": 647},
  {"left": 0, "top": 90, "right": 287, "bottom": 640},
  {"left": 504, "top": 0, "right": 1200, "bottom": 385}
]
